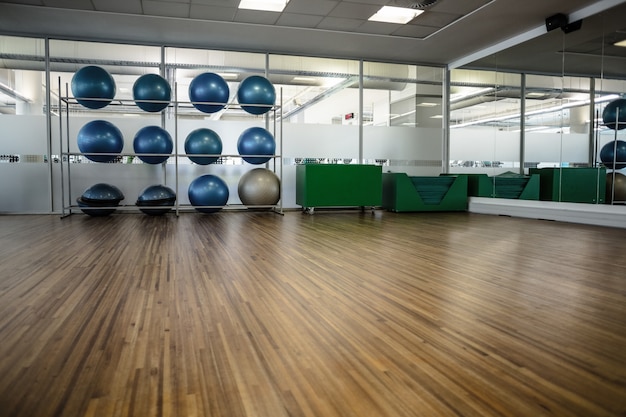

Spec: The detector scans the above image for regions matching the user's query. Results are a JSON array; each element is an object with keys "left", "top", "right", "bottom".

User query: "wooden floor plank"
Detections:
[{"left": 0, "top": 211, "right": 625, "bottom": 417}]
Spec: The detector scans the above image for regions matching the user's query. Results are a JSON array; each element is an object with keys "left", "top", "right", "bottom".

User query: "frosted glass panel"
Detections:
[{"left": 0, "top": 164, "right": 49, "bottom": 213}]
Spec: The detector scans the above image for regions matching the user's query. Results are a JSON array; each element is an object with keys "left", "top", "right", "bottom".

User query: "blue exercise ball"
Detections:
[
  {"left": 238, "top": 168, "right": 280, "bottom": 206},
  {"left": 77, "top": 120, "right": 124, "bottom": 163},
  {"left": 77, "top": 183, "right": 124, "bottom": 216},
  {"left": 602, "top": 98, "right": 626, "bottom": 130},
  {"left": 136, "top": 184, "right": 176, "bottom": 215},
  {"left": 133, "top": 126, "right": 173, "bottom": 164},
  {"left": 71, "top": 66, "right": 116, "bottom": 109},
  {"left": 184, "top": 128, "right": 223, "bottom": 165},
  {"left": 237, "top": 75, "right": 276, "bottom": 115},
  {"left": 133, "top": 73, "right": 171, "bottom": 112},
  {"left": 237, "top": 127, "right": 276, "bottom": 164},
  {"left": 600, "top": 140, "right": 626, "bottom": 170},
  {"left": 189, "top": 72, "right": 230, "bottom": 113},
  {"left": 188, "top": 174, "right": 229, "bottom": 213}
]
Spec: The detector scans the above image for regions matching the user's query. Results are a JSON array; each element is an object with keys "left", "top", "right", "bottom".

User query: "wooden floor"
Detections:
[{"left": 0, "top": 210, "right": 625, "bottom": 417}]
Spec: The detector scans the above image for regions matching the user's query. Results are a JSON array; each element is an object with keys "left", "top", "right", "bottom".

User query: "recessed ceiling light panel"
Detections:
[
  {"left": 369, "top": 6, "right": 423, "bottom": 24},
  {"left": 239, "top": 0, "right": 289, "bottom": 12}
]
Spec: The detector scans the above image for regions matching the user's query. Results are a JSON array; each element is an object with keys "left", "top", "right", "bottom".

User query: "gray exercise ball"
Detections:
[{"left": 237, "top": 168, "right": 280, "bottom": 206}]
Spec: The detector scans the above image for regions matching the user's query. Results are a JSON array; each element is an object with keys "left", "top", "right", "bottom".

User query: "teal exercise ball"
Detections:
[
  {"left": 133, "top": 126, "right": 173, "bottom": 164},
  {"left": 133, "top": 74, "right": 171, "bottom": 112},
  {"left": 184, "top": 128, "right": 223, "bottom": 165},
  {"left": 71, "top": 66, "right": 116, "bottom": 109},
  {"left": 237, "top": 75, "right": 275, "bottom": 115},
  {"left": 77, "top": 120, "right": 124, "bottom": 163},
  {"left": 189, "top": 72, "right": 230, "bottom": 113},
  {"left": 237, "top": 127, "right": 275, "bottom": 164},
  {"left": 600, "top": 140, "right": 626, "bottom": 170},
  {"left": 602, "top": 98, "right": 626, "bottom": 130},
  {"left": 188, "top": 174, "right": 229, "bottom": 213}
]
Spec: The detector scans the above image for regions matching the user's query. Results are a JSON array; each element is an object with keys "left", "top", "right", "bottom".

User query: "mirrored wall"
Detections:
[{"left": 452, "top": 2, "right": 626, "bottom": 203}]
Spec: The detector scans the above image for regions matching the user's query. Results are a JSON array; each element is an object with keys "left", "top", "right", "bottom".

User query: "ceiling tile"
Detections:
[
  {"left": 189, "top": 4, "right": 237, "bottom": 20},
  {"left": 143, "top": 0, "right": 191, "bottom": 18},
  {"left": 413, "top": 11, "right": 461, "bottom": 28},
  {"left": 392, "top": 24, "right": 438, "bottom": 38},
  {"left": 345, "top": 0, "right": 387, "bottom": 5},
  {"left": 431, "top": 0, "right": 492, "bottom": 15},
  {"left": 283, "top": 0, "right": 339, "bottom": 16},
  {"left": 42, "top": 0, "right": 94, "bottom": 9},
  {"left": 327, "top": 2, "right": 379, "bottom": 20},
  {"left": 93, "top": 0, "right": 142, "bottom": 14},
  {"left": 316, "top": 16, "right": 364, "bottom": 31},
  {"left": 190, "top": 0, "right": 233, "bottom": 4},
  {"left": 0, "top": 0, "right": 44, "bottom": 5},
  {"left": 234, "top": 9, "right": 280, "bottom": 25},
  {"left": 356, "top": 21, "right": 401, "bottom": 35},
  {"left": 276, "top": 13, "right": 325, "bottom": 28}
]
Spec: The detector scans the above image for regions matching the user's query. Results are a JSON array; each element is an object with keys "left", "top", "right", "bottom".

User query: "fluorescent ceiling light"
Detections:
[
  {"left": 292, "top": 77, "right": 318, "bottom": 83},
  {"left": 417, "top": 102, "right": 438, "bottom": 107},
  {"left": 614, "top": 39, "right": 626, "bottom": 47},
  {"left": 239, "top": 0, "right": 289, "bottom": 12},
  {"left": 217, "top": 73, "right": 238, "bottom": 80},
  {"left": 368, "top": 6, "right": 423, "bottom": 24}
]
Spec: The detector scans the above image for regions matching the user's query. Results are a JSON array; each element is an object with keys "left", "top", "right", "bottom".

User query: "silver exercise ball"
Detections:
[{"left": 238, "top": 168, "right": 280, "bottom": 206}]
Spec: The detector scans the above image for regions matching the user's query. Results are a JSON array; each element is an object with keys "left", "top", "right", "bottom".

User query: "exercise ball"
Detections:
[
  {"left": 133, "top": 126, "right": 173, "bottom": 164},
  {"left": 599, "top": 140, "right": 626, "bottom": 170},
  {"left": 606, "top": 172, "right": 626, "bottom": 204},
  {"left": 189, "top": 72, "right": 230, "bottom": 113},
  {"left": 136, "top": 184, "right": 176, "bottom": 215},
  {"left": 71, "top": 66, "right": 116, "bottom": 109},
  {"left": 77, "top": 120, "right": 124, "bottom": 163},
  {"left": 602, "top": 98, "right": 626, "bottom": 130},
  {"left": 237, "top": 127, "right": 275, "bottom": 164},
  {"left": 184, "top": 128, "right": 223, "bottom": 165},
  {"left": 188, "top": 174, "right": 229, "bottom": 213},
  {"left": 238, "top": 168, "right": 280, "bottom": 206},
  {"left": 237, "top": 75, "right": 276, "bottom": 115},
  {"left": 133, "top": 73, "right": 171, "bottom": 112},
  {"left": 77, "top": 183, "right": 124, "bottom": 216}
]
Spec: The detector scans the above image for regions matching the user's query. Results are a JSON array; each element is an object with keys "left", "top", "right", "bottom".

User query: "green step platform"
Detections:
[{"left": 382, "top": 173, "right": 468, "bottom": 212}]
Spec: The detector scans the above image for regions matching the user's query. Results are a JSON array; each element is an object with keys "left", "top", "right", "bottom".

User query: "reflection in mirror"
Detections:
[
  {"left": 455, "top": 2, "right": 626, "bottom": 204},
  {"left": 449, "top": 68, "right": 521, "bottom": 175}
]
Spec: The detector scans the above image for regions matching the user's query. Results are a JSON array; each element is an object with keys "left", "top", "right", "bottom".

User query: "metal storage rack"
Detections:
[{"left": 57, "top": 80, "right": 284, "bottom": 217}]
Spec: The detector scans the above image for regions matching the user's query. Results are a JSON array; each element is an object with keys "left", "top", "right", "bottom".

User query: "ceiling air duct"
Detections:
[{"left": 392, "top": 0, "right": 441, "bottom": 10}]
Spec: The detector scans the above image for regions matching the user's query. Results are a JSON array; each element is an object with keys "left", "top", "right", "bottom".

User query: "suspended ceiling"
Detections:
[{"left": 0, "top": 0, "right": 625, "bottom": 78}]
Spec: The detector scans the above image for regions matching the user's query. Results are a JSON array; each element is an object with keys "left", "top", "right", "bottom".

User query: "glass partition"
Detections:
[
  {"left": 268, "top": 54, "right": 361, "bottom": 207},
  {"left": 363, "top": 63, "right": 444, "bottom": 176},
  {"left": 0, "top": 35, "right": 48, "bottom": 213},
  {"left": 49, "top": 40, "right": 166, "bottom": 213}
]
